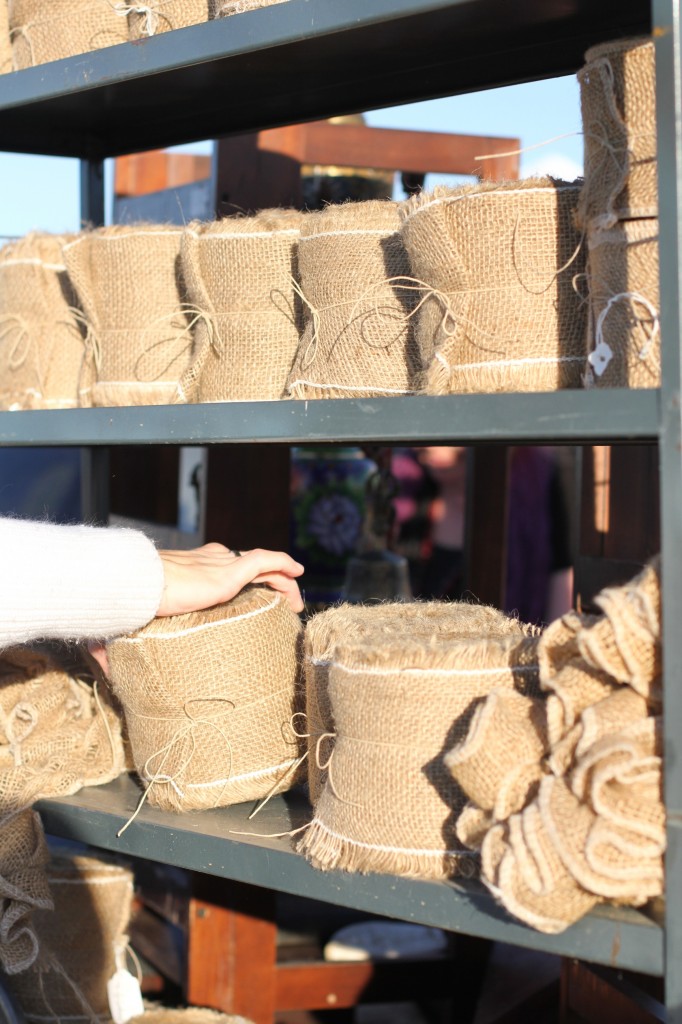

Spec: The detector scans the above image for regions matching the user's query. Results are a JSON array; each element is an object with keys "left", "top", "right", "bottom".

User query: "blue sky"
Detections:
[{"left": 0, "top": 74, "right": 582, "bottom": 237}]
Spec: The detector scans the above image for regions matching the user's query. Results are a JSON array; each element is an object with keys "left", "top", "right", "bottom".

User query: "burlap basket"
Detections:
[
  {"left": 445, "top": 688, "right": 548, "bottom": 813},
  {"left": 8, "top": 853, "right": 134, "bottom": 1024},
  {"left": 297, "top": 632, "right": 539, "bottom": 880},
  {"left": 0, "top": 809, "right": 52, "bottom": 976},
  {"left": 304, "top": 601, "right": 536, "bottom": 804},
  {"left": 285, "top": 200, "right": 421, "bottom": 399},
  {"left": 577, "top": 37, "right": 657, "bottom": 230},
  {"left": 0, "top": 0, "right": 12, "bottom": 72},
  {"left": 586, "top": 219, "right": 659, "bottom": 388},
  {"left": 0, "top": 648, "right": 126, "bottom": 812},
  {"left": 130, "top": 1009, "right": 254, "bottom": 1024},
  {"left": 0, "top": 233, "right": 87, "bottom": 411},
  {"left": 180, "top": 210, "right": 303, "bottom": 402},
  {"left": 106, "top": 586, "right": 303, "bottom": 812},
  {"left": 63, "top": 225, "right": 193, "bottom": 408},
  {"left": 214, "top": 0, "right": 288, "bottom": 16},
  {"left": 398, "top": 178, "right": 586, "bottom": 395},
  {"left": 9, "top": 0, "right": 128, "bottom": 68},
  {"left": 123, "top": 0, "right": 208, "bottom": 37}
]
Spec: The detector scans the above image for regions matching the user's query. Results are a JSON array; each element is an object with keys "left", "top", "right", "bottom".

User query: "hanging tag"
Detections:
[
  {"left": 587, "top": 339, "right": 613, "bottom": 378},
  {"left": 107, "top": 967, "right": 144, "bottom": 1024}
]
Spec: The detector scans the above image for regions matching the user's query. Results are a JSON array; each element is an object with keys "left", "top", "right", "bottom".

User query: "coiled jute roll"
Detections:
[
  {"left": 577, "top": 37, "right": 657, "bottom": 231},
  {"left": 0, "top": 0, "right": 12, "bottom": 72},
  {"left": 8, "top": 853, "right": 134, "bottom": 1024},
  {"left": 0, "top": 233, "right": 86, "bottom": 411},
  {"left": 9, "top": 0, "right": 128, "bottom": 68},
  {"left": 106, "top": 586, "right": 303, "bottom": 812},
  {"left": 304, "top": 601, "right": 537, "bottom": 804},
  {"left": 399, "top": 178, "right": 586, "bottom": 394},
  {"left": 131, "top": 1008, "right": 254, "bottom": 1024},
  {"left": 0, "top": 809, "right": 52, "bottom": 976},
  {"left": 64, "top": 225, "right": 193, "bottom": 407},
  {"left": 0, "top": 648, "right": 126, "bottom": 812},
  {"left": 585, "top": 218, "right": 659, "bottom": 388},
  {"left": 298, "top": 632, "right": 539, "bottom": 880},
  {"left": 285, "top": 200, "right": 421, "bottom": 399},
  {"left": 123, "top": 0, "right": 208, "bottom": 37},
  {"left": 180, "top": 210, "right": 303, "bottom": 402}
]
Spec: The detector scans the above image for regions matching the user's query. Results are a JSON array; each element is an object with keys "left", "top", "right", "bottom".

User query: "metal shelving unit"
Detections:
[{"left": 2, "top": 0, "right": 681, "bottom": 1016}]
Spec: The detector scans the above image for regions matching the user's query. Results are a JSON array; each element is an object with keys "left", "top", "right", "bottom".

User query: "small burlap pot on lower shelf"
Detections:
[
  {"left": 106, "top": 586, "right": 303, "bottom": 812},
  {"left": 179, "top": 210, "right": 303, "bottom": 401},
  {"left": 63, "top": 225, "right": 193, "bottom": 407},
  {"left": 0, "top": 647, "right": 126, "bottom": 811},
  {"left": 9, "top": 0, "right": 128, "bottom": 68},
  {"left": 304, "top": 601, "right": 537, "bottom": 804},
  {"left": 0, "top": 809, "right": 52, "bottom": 976},
  {"left": 298, "top": 632, "right": 539, "bottom": 880},
  {"left": 124, "top": 0, "right": 208, "bottom": 38},
  {"left": 130, "top": 1008, "right": 254, "bottom": 1024},
  {"left": 585, "top": 219, "right": 660, "bottom": 388},
  {"left": 577, "top": 37, "right": 657, "bottom": 231},
  {"left": 0, "top": 0, "right": 12, "bottom": 72},
  {"left": 0, "top": 233, "right": 86, "bottom": 410},
  {"left": 8, "top": 853, "right": 135, "bottom": 1024},
  {"left": 285, "top": 200, "right": 421, "bottom": 399},
  {"left": 398, "top": 178, "right": 586, "bottom": 395}
]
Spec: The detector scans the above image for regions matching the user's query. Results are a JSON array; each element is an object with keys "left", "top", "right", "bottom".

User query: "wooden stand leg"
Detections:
[{"left": 187, "top": 876, "right": 277, "bottom": 1024}]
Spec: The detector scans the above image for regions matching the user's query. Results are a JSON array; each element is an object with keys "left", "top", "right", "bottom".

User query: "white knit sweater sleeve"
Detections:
[{"left": 0, "top": 517, "right": 165, "bottom": 648}]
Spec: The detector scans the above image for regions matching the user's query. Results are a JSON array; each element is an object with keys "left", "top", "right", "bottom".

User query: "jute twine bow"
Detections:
[{"left": 110, "top": 0, "right": 160, "bottom": 36}]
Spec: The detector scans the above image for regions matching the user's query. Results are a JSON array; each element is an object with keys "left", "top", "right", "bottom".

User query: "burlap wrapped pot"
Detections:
[
  {"left": 0, "top": 0, "right": 12, "bottom": 72},
  {"left": 304, "top": 601, "right": 536, "bottom": 804},
  {"left": 123, "top": 0, "right": 208, "bottom": 37},
  {"left": 0, "top": 648, "right": 126, "bottom": 812},
  {"left": 285, "top": 200, "right": 421, "bottom": 398},
  {"left": 180, "top": 210, "right": 303, "bottom": 402},
  {"left": 297, "top": 632, "right": 539, "bottom": 880},
  {"left": 398, "top": 178, "right": 586, "bottom": 394},
  {"left": 0, "top": 810, "right": 52, "bottom": 976},
  {"left": 586, "top": 219, "right": 660, "bottom": 388},
  {"left": 0, "top": 234, "right": 86, "bottom": 410},
  {"left": 8, "top": 853, "right": 134, "bottom": 1024},
  {"left": 63, "top": 225, "right": 193, "bottom": 407},
  {"left": 106, "top": 586, "right": 303, "bottom": 812},
  {"left": 577, "top": 37, "right": 657, "bottom": 230},
  {"left": 9, "top": 0, "right": 128, "bottom": 68}
]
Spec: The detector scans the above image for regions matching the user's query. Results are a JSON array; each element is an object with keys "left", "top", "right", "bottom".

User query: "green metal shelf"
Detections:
[
  {"left": 36, "top": 775, "right": 664, "bottom": 976},
  {"left": 0, "top": 390, "right": 660, "bottom": 446}
]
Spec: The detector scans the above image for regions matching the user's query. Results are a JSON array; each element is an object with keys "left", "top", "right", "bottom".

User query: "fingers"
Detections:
[{"left": 251, "top": 571, "right": 305, "bottom": 613}]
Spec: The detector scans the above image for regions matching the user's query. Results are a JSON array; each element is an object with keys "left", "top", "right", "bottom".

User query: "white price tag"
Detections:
[{"left": 107, "top": 967, "right": 144, "bottom": 1024}]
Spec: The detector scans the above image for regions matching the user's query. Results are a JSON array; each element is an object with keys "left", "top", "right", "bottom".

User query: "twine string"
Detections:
[
  {"left": 110, "top": 1, "right": 160, "bottom": 36},
  {"left": 4, "top": 703, "right": 39, "bottom": 768},
  {"left": 0, "top": 315, "right": 32, "bottom": 371},
  {"left": 132, "top": 305, "right": 215, "bottom": 382},
  {"left": 510, "top": 216, "right": 585, "bottom": 296},
  {"left": 590, "top": 291, "right": 659, "bottom": 377}
]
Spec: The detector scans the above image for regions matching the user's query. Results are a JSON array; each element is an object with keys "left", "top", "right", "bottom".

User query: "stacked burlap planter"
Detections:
[
  {"left": 578, "top": 38, "right": 661, "bottom": 388},
  {"left": 0, "top": 809, "right": 52, "bottom": 977},
  {"left": 9, "top": 0, "right": 128, "bottom": 68},
  {"left": 448, "top": 557, "right": 663, "bottom": 934},
  {"left": 106, "top": 586, "right": 303, "bottom": 812},
  {"left": 8, "top": 853, "right": 135, "bottom": 1024},
  {"left": 131, "top": 1009, "right": 254, "bottom": 1024},
  {"left": 180, "top": 210, "right": 303, "bottom": 401},
  {"left": 64, "top": 225, "right": 192, "bottom": 407},
  {"left": 285, "top": 200, "right": 421, "bottom": 398},
  {"left": 0, "top": 647, "right": 126, "bottom": 812},
  {"left": 123, "top": 0, "right": 208, "bottom": 37},
  {"left": 297, "top": 631, "right": 539, "bottom": 880},
  {"left": 399, "top": 178, "right": 586, "bottom": 394},
  {"left": 0, "top": 233, "right": 86, "bottom": 410},
  {"left": 303, "top": 601, "right": 537, "bottom": 804},
  {"left": 0, "top": 0, "right": 12, "bottom": 72}
]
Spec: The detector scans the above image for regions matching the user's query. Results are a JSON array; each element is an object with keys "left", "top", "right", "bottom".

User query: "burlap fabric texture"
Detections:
[
  {"left": 0, "top": 809, "right": 52, "bottom": 976},
  {"left": 585, "top": 218, "right": 659, "bottom": 388},
  {"left": 106, "top": 586, "right": 303, "bottom": 812},
  {"left": 180, "top": 210, "right": 303, "bottom": 402},
  {"left": 214, "top": 0, "right": 288, "bottom": 16},
  {"left": 63, "top": 225, "right": 193, "bottom": 407},
  {"left": 0, "top": 233, "right": 87, "bottom": 411},
  {"left": 130, "top": 1008, "right": 254, "bottom": 1024},
  {"left": 123, "top": 0, "right": 208, "bottom": 37},
  {"left": 577, "top": 37, "right": 657, "bottom": 230},
  {"left": 285, "top": 200, "right": 421, "bottom": 398},
  {"left": 0, "top": 0, "right": 12, "bottom": 72},
  {"left": 398, "top": 178, "right": 586, "bottom": 395},
  {"left": 297, "top": 632, "right": 539, "bottom": 881},
  {"left": 9, "top": 0, "right": 128, "bottom": 68},
  {"left": 8, "top": 852, "right": 134, "bottom": 1024},
  {"left": 303, "top": 601, "right": 538, "bottom": 805},
  {"left": 0, "top": 647, "right": 126, "bottom": 812}
]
